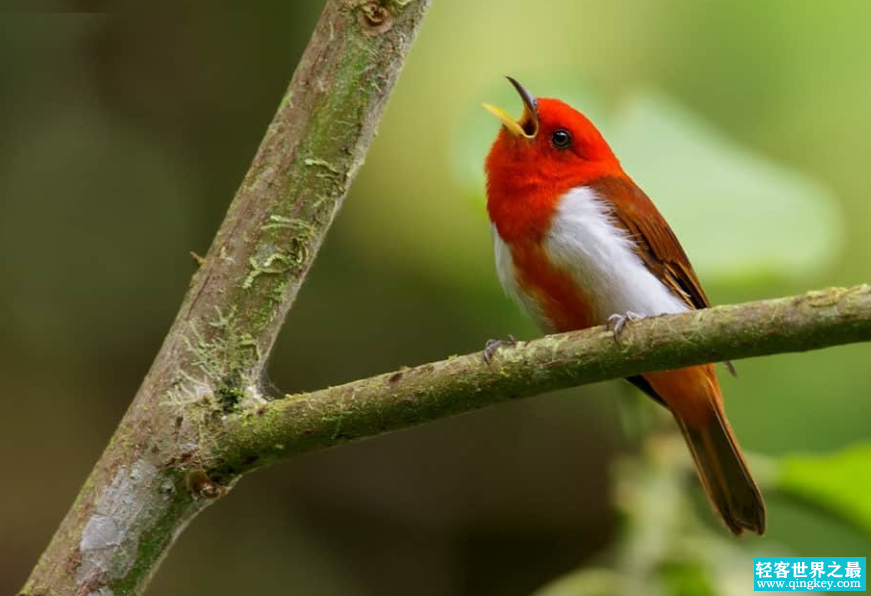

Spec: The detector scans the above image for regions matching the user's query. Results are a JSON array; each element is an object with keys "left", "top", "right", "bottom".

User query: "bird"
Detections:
[{"left": 482, "top": 77, "right": 766, "bottom": 535}]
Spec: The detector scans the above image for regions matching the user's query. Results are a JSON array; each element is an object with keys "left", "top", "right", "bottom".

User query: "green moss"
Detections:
[
  {"left": 216, "top": 373, "right": 245, "bottom": 413},
  {"left": 302, "top": 158, "right": 342, "bottom": 175},
  {"left": 242, "top": 252, "right": 294, "bottom": 290},
  {"left": 260, "top": 214, "right": 315, "bottom": 233},
  {"left": 171, "top": 307, "right": 261, "bottom": 417}
]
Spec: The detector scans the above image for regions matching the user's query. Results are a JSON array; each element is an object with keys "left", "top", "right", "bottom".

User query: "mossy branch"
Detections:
[
  {"left": 205, "top": 285, "right": 871, "bottom": 477},
  {"left": 21, "top": 1, "right": 432, "bottom": 595}
]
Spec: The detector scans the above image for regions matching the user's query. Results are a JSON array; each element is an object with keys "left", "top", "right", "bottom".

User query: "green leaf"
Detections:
[
  {"left": 777, "top": 442, "right": 871, "bottom": 534},
  {"left": 658, "top": 559, "right": 721, "bottom": 596}
]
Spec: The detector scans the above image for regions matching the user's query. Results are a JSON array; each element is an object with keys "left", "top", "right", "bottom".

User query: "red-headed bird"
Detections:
[{"left": 483, "top": 77, "right": 765, "bottom": 535}]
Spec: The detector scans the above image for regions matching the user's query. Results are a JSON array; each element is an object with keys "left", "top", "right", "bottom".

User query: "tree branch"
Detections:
[
  {"left": 205, "top": 285, "right": 871, "bottom": 478},
  {"left": 22, "top": 1, "right": 431, "bottom": 595}
]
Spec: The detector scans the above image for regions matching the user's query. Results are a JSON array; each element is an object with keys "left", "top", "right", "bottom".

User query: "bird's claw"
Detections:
[
  {"left": 607, "top": 311, "right": 642, "bottom": 341},
  {"left": 483, "top": 334, "right": 517, "bottom": 363}
]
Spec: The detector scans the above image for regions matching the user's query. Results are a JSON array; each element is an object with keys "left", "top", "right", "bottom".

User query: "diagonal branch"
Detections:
[
  {"left": 205, "top": 285, "right": 871, "bottom": 478},
  {"left": 22, "top": 2, "right": 432, "bottom": 595}
]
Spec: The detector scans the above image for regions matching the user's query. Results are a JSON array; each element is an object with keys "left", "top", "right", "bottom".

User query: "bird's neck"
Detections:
[{"left": 487, "top": 165, "right": 625, "bottom": 244}]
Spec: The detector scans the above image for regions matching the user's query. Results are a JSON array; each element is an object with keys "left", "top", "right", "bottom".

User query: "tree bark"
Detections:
[{"left": 21, "top": 1, "right": 432, "bottom": 594}]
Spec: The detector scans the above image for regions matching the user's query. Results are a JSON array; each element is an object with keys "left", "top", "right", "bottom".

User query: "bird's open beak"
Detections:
[{"left": 482, "top": 76, "right": 539, "bottom": 139}]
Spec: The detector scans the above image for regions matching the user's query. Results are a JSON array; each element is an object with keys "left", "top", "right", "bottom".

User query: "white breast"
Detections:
[{"left": 493, "top": 185, "right": 689, "bottom": 332}]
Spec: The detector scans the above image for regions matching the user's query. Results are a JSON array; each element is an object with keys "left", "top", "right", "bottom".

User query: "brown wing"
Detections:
[
  {"left": 590, "top": 176, "right": 710, "bottom": 311},
  {"left": 593, "top": 176, "right": 737, "bottom": 378}
]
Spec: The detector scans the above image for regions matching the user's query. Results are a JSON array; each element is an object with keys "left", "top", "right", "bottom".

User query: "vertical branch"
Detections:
[{"left": 22, "top": 1, "right": 431, "bottom": 595}]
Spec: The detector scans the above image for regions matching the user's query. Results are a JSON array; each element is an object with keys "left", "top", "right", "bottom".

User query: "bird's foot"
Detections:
[
  {"left": 606, "top": 311, "right": 643, "bottom": 341},
  {"left": 483, "top": 334, "right": 517, "bottom": 363}
]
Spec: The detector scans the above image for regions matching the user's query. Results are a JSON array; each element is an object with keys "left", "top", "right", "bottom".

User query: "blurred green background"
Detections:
[{"left": 2, "top": 2, "right": 870, "bottom": 595}]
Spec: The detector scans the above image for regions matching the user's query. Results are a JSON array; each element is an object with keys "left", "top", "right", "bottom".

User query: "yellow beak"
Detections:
[{"left": 482, "top": 76, "right": 539, "bottom": 139}]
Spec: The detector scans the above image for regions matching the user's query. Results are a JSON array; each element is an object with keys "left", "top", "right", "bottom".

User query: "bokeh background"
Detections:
[{"left": 2, "top": 2, "right": 870, "bottom": 595}]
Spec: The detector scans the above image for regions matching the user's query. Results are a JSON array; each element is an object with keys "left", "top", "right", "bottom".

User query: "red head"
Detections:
[{"left": 484, "top": 78, "right": 623, "bottom": 241}]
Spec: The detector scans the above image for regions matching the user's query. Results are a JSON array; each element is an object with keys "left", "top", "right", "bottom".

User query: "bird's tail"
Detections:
[
  {"left": 645, "top": 366, "right": 766, "bottom": 535},
  {"left": 673, "top": 397, "right": 766, "bottom": 535}
]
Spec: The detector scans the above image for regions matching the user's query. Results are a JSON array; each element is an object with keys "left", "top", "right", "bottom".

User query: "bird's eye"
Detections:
[{"left": 551, "top": 129, "right": 572, "bottom": 150}]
